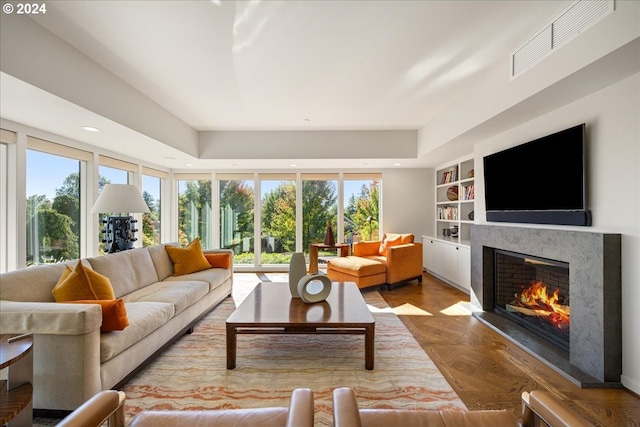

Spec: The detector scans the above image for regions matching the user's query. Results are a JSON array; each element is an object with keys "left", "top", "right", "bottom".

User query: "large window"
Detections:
[
  {"left": 302, "top": 174, "right": 338, "bottom": 257},
  {"left": 343, "top": 174, "right": 381, "bottom": 243},
  {"left": 26, "top": 149, "right": 82, "bottom": 265},
  {"left": 219, "top": 174, "right": 254, "bottom": 264},
  {"left": 177, "top": 175, "right": 212, "bottom": 248},
  {"left": 260, "top": 174, "right": 296, "bottom": 265},
  {"left": 142, "top": 169, "right": 165, "bottom": 247}
]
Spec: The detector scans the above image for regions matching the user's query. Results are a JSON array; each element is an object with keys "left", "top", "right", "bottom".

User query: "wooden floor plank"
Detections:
[{"left": 379, "top": 272, "right": 640, "bottom": 427}]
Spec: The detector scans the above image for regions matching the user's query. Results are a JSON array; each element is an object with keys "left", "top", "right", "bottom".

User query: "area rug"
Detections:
[{"left": 120, "top": 273, "right": 466, "bottom": 425}]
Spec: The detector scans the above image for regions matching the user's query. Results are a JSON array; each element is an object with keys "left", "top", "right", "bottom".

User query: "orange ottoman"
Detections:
[{"left": 327, "top": 256, "right": 386, "bottom": 289}]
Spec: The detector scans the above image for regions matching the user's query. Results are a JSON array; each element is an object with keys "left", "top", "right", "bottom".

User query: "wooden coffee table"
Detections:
[{"left": 226, "top": 282, "right": 375, "bottom": 370}]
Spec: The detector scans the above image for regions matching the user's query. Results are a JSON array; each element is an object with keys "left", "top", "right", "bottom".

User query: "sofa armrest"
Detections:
[
  {"left": 58, "top": 390, "right": 126, "bottom": 427},
  {"left": 332, "top": 387, "right": 362, "bottom": 427},
  {"left": 353, "top": 241, "right": 381, "bottom": 257},
  {"left": 286, "top": 388, "right": 314, "bottom": 427},
  {"left": 385, "top": 243, "right": 423, "bottom": 284},
  {"left": 0, "top": 300, "right": 102, "bottom": 335},
  {"left": 522, "top": 391, "right": 593, "bottom": 427}
]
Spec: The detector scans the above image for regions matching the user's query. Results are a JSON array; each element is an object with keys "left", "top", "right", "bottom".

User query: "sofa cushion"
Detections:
[
  {"left": 165, "top": 238, "right": 212, "bottom": 276},
  {"left": 163, "top": 268, "right": 231, "bottom": 291},
  {"left": 68, "top": 299, "right": 129, "bottom": 332},
  {"left": 147, "top": 243, "right": 177, "bottom": 281},
  {"left": 52, "top": 262, "right": 115, "bottom": 302},
  {"left": 327, "top": 256, "right": 386, "bottom": 277},
  {"left": 122, "top": 281, "right": 209, "bottom": 315},
  {"left": 89, "top": 248, "right": 159, "bottom": 298},
  {"left": 99, "top": 302, "right": 174, "bottom": 363}
]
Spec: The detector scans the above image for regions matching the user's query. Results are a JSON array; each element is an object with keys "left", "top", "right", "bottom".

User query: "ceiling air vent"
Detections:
[{"left": 511, "top": 0, "right": 614, "bottom": 78}]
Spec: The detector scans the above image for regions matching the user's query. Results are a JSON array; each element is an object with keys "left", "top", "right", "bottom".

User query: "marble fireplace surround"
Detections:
[{"left": 470, "top": 224, "right": 622, "bottom": 387}]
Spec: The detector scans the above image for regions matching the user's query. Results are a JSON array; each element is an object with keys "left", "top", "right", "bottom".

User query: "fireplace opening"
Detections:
[{"left": 494, "top": 249, "right": 570, "bottom": 352}]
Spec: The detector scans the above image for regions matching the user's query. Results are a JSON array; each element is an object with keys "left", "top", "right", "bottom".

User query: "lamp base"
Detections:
[{"left": 102, "top": 215, "right": 139, "bottom": 253}]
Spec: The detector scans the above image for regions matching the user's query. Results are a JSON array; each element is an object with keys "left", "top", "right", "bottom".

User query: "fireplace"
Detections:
[
  {"left": 494, "top": 250, "right": 570, "bottom": 352},
  {"left": 470, "top": 225, "right": 622, "bottom": 387}
]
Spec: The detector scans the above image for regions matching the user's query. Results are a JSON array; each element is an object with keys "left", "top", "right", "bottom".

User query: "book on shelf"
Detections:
[
  {"left": 461, "top": 184, "right": 475, "bottom": 200},
  {"left": 437, "top": 206, "right": 458, "bottom": 220},
  {"left": 440, "top": 167, "right": 458, "bottom": 184}
]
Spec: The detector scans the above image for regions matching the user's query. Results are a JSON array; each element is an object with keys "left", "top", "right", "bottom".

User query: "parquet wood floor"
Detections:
[{"left": 379, "top": 272, "right": 640, "bottom": 427}]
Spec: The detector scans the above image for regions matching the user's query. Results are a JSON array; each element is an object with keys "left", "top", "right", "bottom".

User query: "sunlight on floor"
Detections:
[
  {"left": 368, "top": 303, "right": 432, "bottom": 316},
  {"left": 439, "top": 301, "right": 480, "bottom": 316}
]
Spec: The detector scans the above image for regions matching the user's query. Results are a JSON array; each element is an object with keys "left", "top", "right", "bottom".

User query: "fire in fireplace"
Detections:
[{"left": 494, "top": 250, "right": 570, "bottom": 351}]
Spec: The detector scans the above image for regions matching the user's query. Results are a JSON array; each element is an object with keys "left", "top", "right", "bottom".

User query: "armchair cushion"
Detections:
[{"left": 378, "top": 234, "right": 402, "bottom": 255}]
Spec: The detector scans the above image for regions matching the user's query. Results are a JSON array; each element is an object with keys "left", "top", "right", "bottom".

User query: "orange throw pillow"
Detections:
[
  {"left": 52, "top": 262, "right": 115, "bottom": 302},
  {"left": 378, "top": 234, "right": 402, "bottom": 255},
  {"left": 69, "top": 299, "right": 129, "bottom": 332},
  {"left": 205, "top": 253, "right": 231, "bottom": 269},
  {"left": 165, "top": 237, "right": 212, "bottom": 276}
]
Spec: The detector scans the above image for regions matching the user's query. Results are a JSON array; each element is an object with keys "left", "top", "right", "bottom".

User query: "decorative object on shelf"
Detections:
[
  {"left": 450, "top": 225, "right": 459, "bottom": 238},
  {"left": 468, "top": 169, "right": 474, "bottom": 178},
  {"left": 288, "top": 252, "right": 307, "bottom": 298},
  {"left": 443, "top": 228, "right": 451, "bottom": 237},
  {"left": 91, "top": 184, "right": 150, "bottom": 253},
  {"left": 323, "top": 221, "right": 335, "bottom": 246},
  {"left": 468, "top": 210, "right": 475, "bottom": 220},
  {"left": 297, "top": 273, "right": 332, "bottom": 303},
  {"left": 446, "top": 185, "right": 459, "bottom": 201}
]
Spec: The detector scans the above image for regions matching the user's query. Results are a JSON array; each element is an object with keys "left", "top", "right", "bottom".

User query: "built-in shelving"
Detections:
[{"left": 434, "top": 157, "right": 474, "bottom": 247}]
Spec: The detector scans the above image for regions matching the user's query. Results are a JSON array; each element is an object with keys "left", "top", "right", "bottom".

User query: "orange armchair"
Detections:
[{"left": 327, "top": 233, "right": 423, "bottom": 290}]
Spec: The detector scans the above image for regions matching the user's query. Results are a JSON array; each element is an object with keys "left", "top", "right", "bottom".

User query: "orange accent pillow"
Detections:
[
  {"left": 69, "top": 299, "right": 129, "bottom": 332},
  {"left": 205, "top": 253, "right": 231, "bottom": 269},
  {"left": 165, "top": 237, "right": 212, "bottom": 276},
  {"left": 400, "top": 234, "right": 414, "bottom": 244},
  {"left": 378, "top": 234, "right": 402, "bottom": 255},
  {"left": 52, "top": 262, "right": 115, "bottom": 302}
]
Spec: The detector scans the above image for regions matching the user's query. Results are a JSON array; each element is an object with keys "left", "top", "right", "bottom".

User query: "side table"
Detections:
[
  {"left": 0, "top": 334, "right": 33, "bottom": 427},
  {"left": 308, "top": 243, "right": 350, "bottom": 274}
]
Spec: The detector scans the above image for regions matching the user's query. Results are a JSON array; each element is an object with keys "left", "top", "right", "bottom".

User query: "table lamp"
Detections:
[{"left": 91, "top": 184, "right": 150, "bottom": 253}]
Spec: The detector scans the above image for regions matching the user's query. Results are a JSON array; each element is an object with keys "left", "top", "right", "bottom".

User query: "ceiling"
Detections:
[{"left": 0, "top": 0, "right": 573, "bottom": 170}]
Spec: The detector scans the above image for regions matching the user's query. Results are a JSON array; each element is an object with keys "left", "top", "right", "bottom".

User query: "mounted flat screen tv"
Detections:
[{"left": 483, "top": 123, "right": 591, "bottom": 226}]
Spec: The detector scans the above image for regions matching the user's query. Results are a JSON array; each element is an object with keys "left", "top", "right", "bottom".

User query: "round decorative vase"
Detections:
[
  {"left": 446, "top": 186, "right": 458, "bottom": 201},
  {"left": 288, "top": 252, "right": 306, "bottom": 298},
  {"left": 297, "top": 273, "right": 332, "bottom": 303},
  {"left": 468, "top": 210, "right": 475, "bottom": 220}
]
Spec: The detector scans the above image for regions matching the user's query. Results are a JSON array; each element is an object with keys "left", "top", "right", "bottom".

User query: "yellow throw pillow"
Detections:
[
  {"left": 52, "top": 262, "right": 115, "bottom": 302},
  {"left": 69, "top": 299, "right": 129, "bottom": 332},
  {"left": 165, "top": 237, "right": 212, "bottom": 276},
  {"left": 204, "top": 253, "right": 231, "bottom": 269}
]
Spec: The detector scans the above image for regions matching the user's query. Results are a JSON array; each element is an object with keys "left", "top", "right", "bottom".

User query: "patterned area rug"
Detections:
[{"left": 121, "top": 273, "right": 466, "bottom": 425}]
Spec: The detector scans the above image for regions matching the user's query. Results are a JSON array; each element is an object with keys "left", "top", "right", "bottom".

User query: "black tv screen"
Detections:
[{"left": 483, "top": 124, "right": 591, "bottom": 226}]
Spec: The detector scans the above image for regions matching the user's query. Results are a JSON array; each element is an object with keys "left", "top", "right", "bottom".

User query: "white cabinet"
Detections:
[
  {"left": 438, "top": 242, "right": 459, "bottom": 284},
  {"left": 422, "top": 238, "right": 437, "bottom": 273},
  {"left": 422, "top": 237, "right": 470, "bottom": 293}
]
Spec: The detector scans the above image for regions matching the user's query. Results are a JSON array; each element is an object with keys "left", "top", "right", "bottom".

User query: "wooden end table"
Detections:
[
  {"left": 0, "top": 334, "right": 33, "bottom": 427},
  {"left": 308, "top": 243, "right": 350, "bottom": 273},
  {"left": 226, "top": 282, "right": 375, "bottom": 370}
]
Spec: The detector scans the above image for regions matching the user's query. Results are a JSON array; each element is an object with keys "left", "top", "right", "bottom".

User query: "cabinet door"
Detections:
[
  {"left": 422, "top": 238, "right": 437, "bottom": 273},
  {"left": 439, "top": 242, "right": 459, "bottom": 284},
  {"left": 457, "top": 246, "right": 471, "bottom": 292}
]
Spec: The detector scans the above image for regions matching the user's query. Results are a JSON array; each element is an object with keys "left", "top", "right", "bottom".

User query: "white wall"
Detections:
[
  {"left": 473, "top": 74, "right": 640, "bottom": 394},
  {"left": 381, "top": 168, "right": 433, "bottom": 238}
]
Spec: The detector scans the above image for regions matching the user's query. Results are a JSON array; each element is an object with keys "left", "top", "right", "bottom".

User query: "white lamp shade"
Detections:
[{"left": 91, "top": 184, "right": 151, "bottom": 214}]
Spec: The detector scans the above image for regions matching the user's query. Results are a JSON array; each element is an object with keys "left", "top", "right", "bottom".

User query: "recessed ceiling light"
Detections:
[
  {"left": 303, "top": 118, "right": 310, "bottom": 122},
  {"left": 394, "top": 163, "right": 402, "bottom": 166},
  {"left": 231, "top": 163, "right": 238, "bottom": 166},
  {"left": 82, "top": 126, "right": 101, "bottom": 132},
  {"left": 185, "top": 163, "right": 193, "bottom": 167},
  {"left": 290, "top": 163, "right": 297, "bottom": 167}
]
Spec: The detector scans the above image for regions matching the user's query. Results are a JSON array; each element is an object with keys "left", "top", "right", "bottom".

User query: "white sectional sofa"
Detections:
[{"left": 0, "top": 243, "right": 233, "bottom": 412}]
